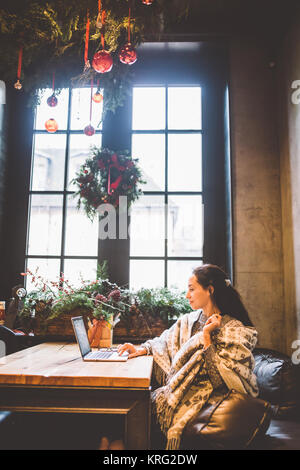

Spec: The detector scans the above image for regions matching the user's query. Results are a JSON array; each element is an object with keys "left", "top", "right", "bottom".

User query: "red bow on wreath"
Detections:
[{"left": 108, "top": 154, "right": 124, "bottom": 195}]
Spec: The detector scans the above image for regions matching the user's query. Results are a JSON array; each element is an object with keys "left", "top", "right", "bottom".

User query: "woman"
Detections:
[{"left": 117, "top": 264, "right": 259, "bottom": 450}]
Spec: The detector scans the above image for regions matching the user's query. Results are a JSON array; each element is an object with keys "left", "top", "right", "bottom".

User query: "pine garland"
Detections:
[{"left": 0, "top": 0, "right": 192, "bottom": 110}]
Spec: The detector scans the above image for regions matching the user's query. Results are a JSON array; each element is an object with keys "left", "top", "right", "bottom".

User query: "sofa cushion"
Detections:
[
  {"left": 253, "top": 348, "right": 300, "bottom": 418},
  {"left": 182, "top": 389, "right": 272, "bottom": 450},
  {"left": 250, "top": 419, "right": 300, "bottom": 450}
]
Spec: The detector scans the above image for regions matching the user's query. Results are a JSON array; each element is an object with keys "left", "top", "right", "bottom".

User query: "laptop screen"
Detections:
[{"left": 72, "top": 316, "right": 91, "bottom": 357}]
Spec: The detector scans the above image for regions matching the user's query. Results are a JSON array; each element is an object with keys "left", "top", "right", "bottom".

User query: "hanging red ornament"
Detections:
[
  {"left": 45, "top": 118, "right": 58, "bottom": 133},
  {"left": 92, "top": 90, "right": 103, "bottom": 103},
  {"left": 47, "top": 72, "right": 58, "bottom": 107},
  {"left": 119, "top": 7, "right": 137, "bottom": 65},
  {"left": 92, "top": 50, "right": 113, "bottom": 73},
  {"left": 92, "top": 8, "right": 112, "bottom": 73},
  {"left": 84, "top": 124, "right": 95, "bottom": 136},
  {"left": 84, "top": 9, "right": 91, "bottom": 71},
  {"left": 142, "top": 0, "right": 154, "bottom": 4},
  {"left": 47, "top": 94, "right": 58, "bottom": 107},
  {"left": 14, "top": 45, "right": 23, "bottom": 90},
  {"left": 119, "top": 43, "right": 137, "bottom": 65},
  {"left": 84, "top": 78, "right": 95, "bottom": 136},
  {"left": 96, "top": 0, "right": 103, "bottom": 28},
  {"left": 92, "top": 78, "right": 103, "bottom": 103},
  {"left": 14, "top": 80, "right": 22, "bottom": 90}
]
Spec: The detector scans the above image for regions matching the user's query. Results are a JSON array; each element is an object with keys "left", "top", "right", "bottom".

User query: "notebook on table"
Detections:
[{"left": 71, "top": 316, "right": 128, "bottom": 362}]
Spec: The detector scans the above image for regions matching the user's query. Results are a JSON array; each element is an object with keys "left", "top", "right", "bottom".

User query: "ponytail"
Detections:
[{"left": 193, "top": 264, "right": 254, "bottom": 327}]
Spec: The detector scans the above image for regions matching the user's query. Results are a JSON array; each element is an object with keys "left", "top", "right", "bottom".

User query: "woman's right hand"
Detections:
[{"left": 117, "top": 342, "right": 147, "bottom": 359}]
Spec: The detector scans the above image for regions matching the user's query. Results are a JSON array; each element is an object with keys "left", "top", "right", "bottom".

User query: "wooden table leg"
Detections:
[{"left": 125, "top": 394, "right": 151, "bottom": 450}]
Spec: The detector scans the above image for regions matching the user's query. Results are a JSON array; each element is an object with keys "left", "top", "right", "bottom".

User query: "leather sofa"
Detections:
[
  {"left": 182, "top": 348, "right": 300, "bottom": 450},
  {"left": 251, "top": 348, "right": 300, "bottom": 450}
]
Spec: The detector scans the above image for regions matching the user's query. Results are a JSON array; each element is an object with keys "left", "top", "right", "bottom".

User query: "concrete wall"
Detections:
[
  {"left": 229, "top": 38, "right": 285, "bottom": 352},
  {"left": 278, "top": 18, "right": 300, "bottom": 355}
]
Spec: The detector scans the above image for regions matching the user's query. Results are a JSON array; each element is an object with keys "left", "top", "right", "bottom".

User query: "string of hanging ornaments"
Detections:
[
  {"left": 42, "top": 1, "right": 146, "bottom": 134},
  {"left": 45, "top": 72, "right": 59, "bottom": 133},
  {"left": 84, "top": 78, "right": 97, "bottom": 136},
  {"left": 14, "top": 45, "right": 23, "bottom": 91},
  {"left": 92, "top": 79, "right": 103, "bottom": 103},
  {"left": 7, "top": 0, "right": 165, "bottom": 123},
  {"left": 119, "top": 7, "right": 137, "bottom": 65}
]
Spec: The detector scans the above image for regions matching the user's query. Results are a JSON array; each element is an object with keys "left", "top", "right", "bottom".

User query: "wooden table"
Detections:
[{"left": 0, "top": 343, "right": 153, "bottom": 449}]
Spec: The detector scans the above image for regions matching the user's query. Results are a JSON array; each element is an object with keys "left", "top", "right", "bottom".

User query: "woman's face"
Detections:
[{"left": 186, "top": 275, "right": 211, "bottom": 310}]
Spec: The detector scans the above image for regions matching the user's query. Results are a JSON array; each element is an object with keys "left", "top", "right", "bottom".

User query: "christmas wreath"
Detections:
[{"left": 72, "top": 147, "right": 146, "bottom": 220}]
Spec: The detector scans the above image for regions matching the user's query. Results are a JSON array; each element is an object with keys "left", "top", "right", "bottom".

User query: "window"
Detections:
[
  {"left": 130, "top": 86, "right": 204, "bottom": 291},
  {"left": 26, "top": 87, "right": 103, "bottom": 289},
  {"left": 22, "top": 42, "right": 231, "bottom": 293}
]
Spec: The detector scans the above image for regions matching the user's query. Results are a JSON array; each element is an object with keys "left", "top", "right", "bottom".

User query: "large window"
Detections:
[
  {"left": 26, "top": 87, "right": 103, "bottom": 289},
  {"left": 130, "top": 86, "right": 203, "bottom": 291},
  {"left": 22, "top": 43, "right": 231, "bottom": 294},
  {"left": 26, "top": 85, "right": 204, "bottom": 292}
]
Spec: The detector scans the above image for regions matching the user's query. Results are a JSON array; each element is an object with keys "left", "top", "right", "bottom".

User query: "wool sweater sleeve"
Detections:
[
  {"left": 202, "top": 343, "right": 225, "bottom": 389},
  {"left": 140, "top": 321, "right": 177, "bottom": 356}
]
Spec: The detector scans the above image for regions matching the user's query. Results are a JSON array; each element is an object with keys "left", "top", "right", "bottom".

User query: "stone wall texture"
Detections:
[
  {"left": 229, "top": 38, "right": 285, "bottom": 352},
  {"left": 278, "top": 17, "right": 300, "bottom": 355}
]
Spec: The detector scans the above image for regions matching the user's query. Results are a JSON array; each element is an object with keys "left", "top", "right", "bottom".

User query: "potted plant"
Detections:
[
  {"left": 113, "top": 286, "right": 192, "bottom": 342},
  {"left": 18, "top": 268, "right": 131, "bottom": 341},
  {"left": 17, "top": 268, "right": 192, "bottom": 343}
]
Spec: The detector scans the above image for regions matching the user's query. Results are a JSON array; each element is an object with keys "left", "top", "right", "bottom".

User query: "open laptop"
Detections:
[{"left": 71, "top": 316, "right": 128, "bottom": 362}]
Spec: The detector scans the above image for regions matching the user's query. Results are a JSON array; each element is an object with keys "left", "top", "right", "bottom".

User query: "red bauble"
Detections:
[
  {"left": 47, "top": 93, "right": 58, "bottom": 107},
  {"left": 119, "top": 43, "right": 137, "bottom": 65},
  {"left": 45, "top": 118, "right": 58, "bottom": 133},
  {"left": 14, "top": 80, "right": 22, "bottom": 90},
  {"left": 142, "top": 0, "right": 153, "bottom": 4},
  {"left": 92, "top": 50, "right": 113, "bottom": 73},
  {"left": 84, "top": 124, "right": 95, "bottom": 136},
  {"left": 92, "top": 91, "right": 104, "bottom": 103}
]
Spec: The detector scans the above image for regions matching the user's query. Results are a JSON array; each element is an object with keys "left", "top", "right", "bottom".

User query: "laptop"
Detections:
[{"left": 71, "top": 316, "right": 128, "bottom": 362}]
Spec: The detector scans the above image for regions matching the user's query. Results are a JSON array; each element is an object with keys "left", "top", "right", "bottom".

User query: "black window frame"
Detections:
[
  {"left": 26, "top": 87, "right": 103, "bottom": 282},
  {"left": 129, "top": 83, "right": 204, "bottom": 289},
  {"left": 0, "top": 40, "right": 232, "bottom": 300}
]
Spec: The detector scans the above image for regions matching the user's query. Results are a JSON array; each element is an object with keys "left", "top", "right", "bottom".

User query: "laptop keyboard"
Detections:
[{"left": 89, "top": 350, "right": 114, "bottom": 359}]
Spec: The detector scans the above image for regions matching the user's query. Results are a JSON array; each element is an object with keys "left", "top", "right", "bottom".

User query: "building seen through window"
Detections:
[{"left": 26, "top": 85, "right": 203, "bottom": 292}]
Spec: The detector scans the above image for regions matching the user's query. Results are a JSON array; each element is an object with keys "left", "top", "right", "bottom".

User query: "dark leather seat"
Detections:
[
  {"left": 250, "top": 348, "right": 300, "bottom": 450},
  {"left": 181, "top": 347, "right": 300, "bottom": 450},
  {"left": 0, "top": 325, "right": 19, "bottom": 356},
  {"left": 0, "top": 326, "right": 18, "bottom": 427},
  {"left": 253, "top": 348, "right": 300, "bottom": 419},
  {"left": 0, "top": 326, "right": 30, "bottom": 428},
  {"left": 252, "top": 419, "right": 300, "bottom": 450}
]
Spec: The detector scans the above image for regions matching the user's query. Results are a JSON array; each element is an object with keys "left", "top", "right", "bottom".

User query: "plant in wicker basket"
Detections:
[
  {"left": 18, "top": 268, "right": 192, "bottom": 341},
  {"left": 19, "top": 268, "right": 131, "bottom": 336},
  {"left": 112, "top": 286, "right": 192, "bottom": 341}
]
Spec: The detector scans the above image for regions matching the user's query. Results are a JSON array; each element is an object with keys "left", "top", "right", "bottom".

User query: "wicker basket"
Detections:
[
  {"left": 33, "top": 309, "right": 91, "bottom": 338},
  {"left": 113, "top": 316, "right": 168, "bottom": 343},
  {"left": 33, "top": 309, "right": 168, "bottom": 343}
]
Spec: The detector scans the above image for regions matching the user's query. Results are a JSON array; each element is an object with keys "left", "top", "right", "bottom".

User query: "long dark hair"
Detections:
[{"left": 192, "top": 264, "right": 254, "bottom": 327}]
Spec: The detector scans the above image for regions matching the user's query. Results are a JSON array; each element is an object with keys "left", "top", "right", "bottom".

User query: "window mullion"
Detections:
[
  {"left": 164, "top": 85, "right": 168, "bottom": 288},
  {"left": 60, "top": 87, "right": 72, "bottom": 277}
]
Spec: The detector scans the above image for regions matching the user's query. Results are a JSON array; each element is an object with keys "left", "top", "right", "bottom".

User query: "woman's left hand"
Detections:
[{"left": 203, "top": 314, "right": 222, "bottom": 335}]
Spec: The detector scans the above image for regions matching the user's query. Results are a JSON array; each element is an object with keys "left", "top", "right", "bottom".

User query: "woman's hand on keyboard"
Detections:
[{"left": 117, "top": 343, "right": 147, "bottom": 359}]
